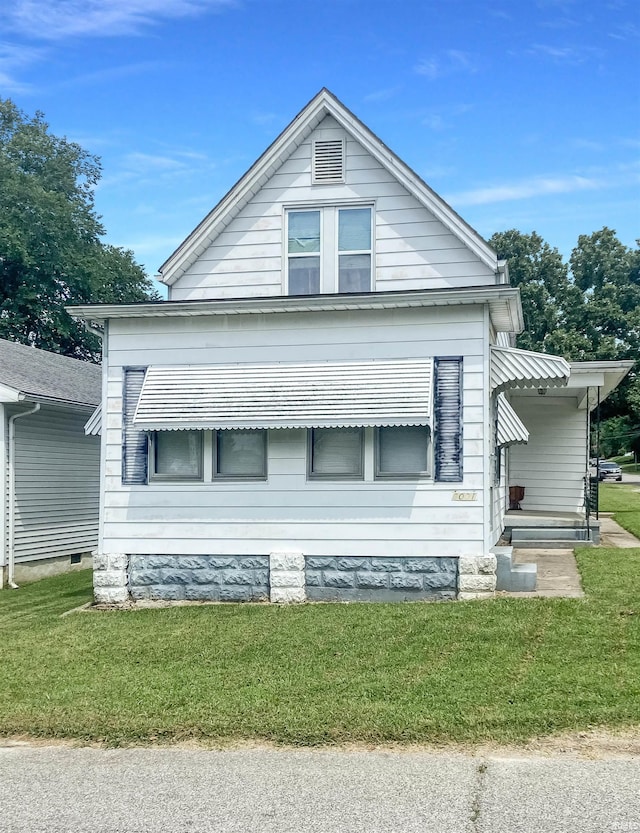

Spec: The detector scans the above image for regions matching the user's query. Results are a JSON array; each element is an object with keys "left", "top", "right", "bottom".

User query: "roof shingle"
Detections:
[{"left": 0, "top": 338, "right": 101, "bottom": 406}]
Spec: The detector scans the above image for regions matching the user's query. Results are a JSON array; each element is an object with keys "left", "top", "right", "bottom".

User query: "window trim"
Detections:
[
  {"left": 285, "top": 208, "right": 322, "bottom": 296},
  {"left": 284, "top": 203, "right": 374, "bottom": 296},
  {"left": 374, "top": 425, "right": 432, "bottom": 480},
  {"left": 149, "top": 430, "right": 204, "bottom": 482},
  {"left": 214, "top": 429, "right": 268, "bottom": 481},
  {"left": 307, "top": 427, "right": 365, "bottom": 480}
]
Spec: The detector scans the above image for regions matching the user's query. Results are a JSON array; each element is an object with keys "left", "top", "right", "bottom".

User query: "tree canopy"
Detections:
[
  {"left": 490, "top": 228, "right": 640, "bottom": 454},
  {"left": 0, "top": 98, "right": 159, "bottom": 361}
]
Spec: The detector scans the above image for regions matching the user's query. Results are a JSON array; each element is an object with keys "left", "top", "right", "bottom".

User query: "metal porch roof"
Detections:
[
  {"left": 490, "top": 346, "right": 570, "bottom": 393},
  {"left": 496, "top": 394, "right": 529, "bottom": 446},
  {"left": 133, "top": 359, "right": 433, "bottom": 431}
]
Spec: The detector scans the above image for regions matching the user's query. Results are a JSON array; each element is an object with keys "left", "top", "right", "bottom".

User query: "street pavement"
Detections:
[{"left": 1, "top": 744, "right": 639, "bottom": 833}]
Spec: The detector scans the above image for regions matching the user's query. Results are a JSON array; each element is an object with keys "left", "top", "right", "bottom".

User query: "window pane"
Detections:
[
  {"left": 311, "top": 428, "right": 362, "bottom": 476},
  {"left": 289, "top": 256, "right": 320, "bottom": 294},
  {"left": 288, "top": 211, "right": 320, "bottom": 253},
  {"left": 378, "top": 426, "right": 429, "bottom": 474},
  {"left": 339, "top": 254, "right": 371, "bottom": 293},
  {"left": 217, "top": 430, "right": 266, "bottom": 477},
  {"left": 338, "top": 208, "right": 371, "bottom": 251},
  {"left": 154, "top": 431, "right": 201, "bottom": 477}
]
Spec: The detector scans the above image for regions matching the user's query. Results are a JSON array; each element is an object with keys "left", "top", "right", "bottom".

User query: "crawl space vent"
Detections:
[{"left": 312, "top": 139, "right": 344, "bottom": 184}]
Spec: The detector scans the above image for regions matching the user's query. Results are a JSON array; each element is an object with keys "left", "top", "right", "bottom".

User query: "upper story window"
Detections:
[{"left": 286, "top": 206, "right": 372, "bottom": 296}]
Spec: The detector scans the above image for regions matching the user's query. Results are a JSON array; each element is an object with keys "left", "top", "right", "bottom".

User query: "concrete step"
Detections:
[
  {"left": 493, "top": 546, "right": 537, "bottom": 592},
  {"left": 510, "top": 527, "right": 595, "bottom": 548},
  {"left": 510, "top": 539, "right": 594, "bottom": 549},
  {"left": 512, "top": 527, "right": 591, "bottom": 542}
]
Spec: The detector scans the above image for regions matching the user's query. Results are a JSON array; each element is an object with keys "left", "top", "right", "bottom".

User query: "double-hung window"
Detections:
[
  {"left": 308, "top": 427, "right": 364, "bottom": 479},
  {"left": 151, "top": 430, "right": 203, "bottom": 481},
  {"left": 376, "top": 426, "right": 431, "bottom": 478},
  {"left": 286, "top": 206, "right": 372, "bottom": 295},
  {"left": 215, "top": 429, "right": 267, "bottom": 479}
]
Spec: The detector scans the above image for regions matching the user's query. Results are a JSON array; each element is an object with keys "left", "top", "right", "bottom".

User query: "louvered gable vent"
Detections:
[{"left": 313, "top": 139, "right": 344, "bottom": 184}]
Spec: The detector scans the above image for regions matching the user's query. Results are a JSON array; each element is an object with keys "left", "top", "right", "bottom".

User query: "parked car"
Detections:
[{"left": 598, "top": 461, "right": 622, "bottom": 481}]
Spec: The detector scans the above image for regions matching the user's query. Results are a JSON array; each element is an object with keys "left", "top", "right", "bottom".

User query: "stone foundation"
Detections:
[
  {"left": 457, "top": 554, "right": 497, "bottom": 600},
  {"left": 128, "top": 555, "right": 270, "bottom": 602},
  {"left": 93, "top": 552, "right": 495, "bottom": 605},
  {"left": 305, "top": 556, "right": 458, "bottom": 602}
]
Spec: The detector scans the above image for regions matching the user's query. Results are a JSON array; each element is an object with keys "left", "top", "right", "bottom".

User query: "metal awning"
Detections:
[
  {"left": 490, "top": 346, "right": 570, "bottom": 393},
  {"left": 84, "top": 403, "right": 102, "bottom": 436},
  {"left": 133, "top": 359, "right": 433, "bottom": 431},
  {"left": 496, "top": 394, "right": 529, "bottom": 446}
]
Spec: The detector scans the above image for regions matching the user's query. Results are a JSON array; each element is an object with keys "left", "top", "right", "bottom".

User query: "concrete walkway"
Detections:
[
  {"left": 598, "top": 514, "right": 640, "bottom": 548},
  {"left": 507, "top": 516, "right": 640, "bottom": 599}
]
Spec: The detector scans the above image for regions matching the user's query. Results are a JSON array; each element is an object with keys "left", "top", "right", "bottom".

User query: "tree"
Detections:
[
  {"left": 0, "top": 98, "right": 159, "bottom": 361},
  {"left": 490, "top": 227, "right": 640, "bottom": 453}
]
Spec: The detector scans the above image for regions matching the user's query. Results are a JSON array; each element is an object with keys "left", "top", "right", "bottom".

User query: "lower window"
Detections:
[
  {"left": 215, "top": 429, "right": 267, "bottom": 479},
  {"left": 376, "top": 425, "right": 430, "bottom": 477},
  {"left": 151, "top": 430, "right": 203, "bottom": 480},
  {"left": 308, "top": 427, "right": 364, "bottom": 478}
]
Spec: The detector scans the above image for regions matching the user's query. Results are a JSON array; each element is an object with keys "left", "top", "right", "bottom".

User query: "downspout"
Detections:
[{"left": 7, "top": 403, "right": 40, "bottom": 588}]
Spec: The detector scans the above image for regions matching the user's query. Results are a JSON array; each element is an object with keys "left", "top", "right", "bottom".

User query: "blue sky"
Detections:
[{"left": 1, "top": 0, "right": 638, "bottom": 293}]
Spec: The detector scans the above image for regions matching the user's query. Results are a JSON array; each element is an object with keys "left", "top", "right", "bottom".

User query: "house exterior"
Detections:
[
  {"left": 0, "top": 338, "right": 101, "bottom": 586},
  {"left": 68, "top": 89, "right": 632, "bottom": 606}
]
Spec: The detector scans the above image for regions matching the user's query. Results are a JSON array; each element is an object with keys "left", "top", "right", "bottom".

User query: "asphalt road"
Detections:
[{"left": 1, "top": 745, "right": 639, "bottom": 833}]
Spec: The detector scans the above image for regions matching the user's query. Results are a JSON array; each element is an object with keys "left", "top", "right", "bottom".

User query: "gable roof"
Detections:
[
  {"left": 0, "top": 338, "right": 101, "bottom": 407},
  {"left": 159, "top": 88, "right": 502, "bottom": 287}
]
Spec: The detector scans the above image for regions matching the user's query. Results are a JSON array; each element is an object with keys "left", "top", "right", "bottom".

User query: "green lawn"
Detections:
[
  {"left": 600, "top": 482, "right": 640, "bottom": 538},
  {"left": 1, "top": 553, "right": 640, "bottom": 747}
]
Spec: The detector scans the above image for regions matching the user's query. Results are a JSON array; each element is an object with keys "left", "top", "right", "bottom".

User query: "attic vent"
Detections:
[{"left": 313, "top": 139, "right": 344, "bottom": 184}]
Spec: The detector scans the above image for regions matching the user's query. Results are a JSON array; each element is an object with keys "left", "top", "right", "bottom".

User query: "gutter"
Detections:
[{"left": 7, "top": 403, "right": 40, "bottom": 589}]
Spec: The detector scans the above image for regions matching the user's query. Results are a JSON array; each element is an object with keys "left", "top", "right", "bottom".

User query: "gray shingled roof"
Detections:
[{"left": 0, "top": 338, "right": 101, "bottom": 407}]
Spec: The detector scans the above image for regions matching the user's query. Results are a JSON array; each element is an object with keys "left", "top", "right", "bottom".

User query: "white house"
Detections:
[
  {"left": 0, "top": 338, "right": 101, "bottom": 586},
  {"left": 68, "top": 90, "right": 632, "bottom": 605}
]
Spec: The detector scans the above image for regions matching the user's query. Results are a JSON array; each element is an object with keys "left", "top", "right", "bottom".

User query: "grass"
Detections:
[
  {"left": 599, "top": 482, "right": 640, "bottom": 538},
  {"left": 1, "top": 552, "right": 640, "bottom": 747}
]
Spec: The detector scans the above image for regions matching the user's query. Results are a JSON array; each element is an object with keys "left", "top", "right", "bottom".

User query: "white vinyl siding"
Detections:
[
  {"left": 100, "top": 304, "right": 488, "bottom": 559},
  {"left": 170, "top": 115, "right": 496, "bottom": 301},
  {"left": 10, "top": 405, "right": 100, "bottom": 563},
  {"left": 508, "top": 396, "right": 587, "bottom": 513}
]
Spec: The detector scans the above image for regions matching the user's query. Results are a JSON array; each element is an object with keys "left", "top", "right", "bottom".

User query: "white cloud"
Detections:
[
  {"left": 0, "top": 40, "right": 45, "bottom": 92},
  {"left": 1, "top": 0, "right": 237, "bottom": 41},
  {"left": 415, "top": 50, "right": 477, "bottom": 80},
  {"left": 447, "top": 174, "right": 601, "bottom": 206},
  {"left": 527, "top": 43, "right": 603, "bottom": 64},
  {"left": 363, "top": 86, "right": 402, "bottom": 103}
]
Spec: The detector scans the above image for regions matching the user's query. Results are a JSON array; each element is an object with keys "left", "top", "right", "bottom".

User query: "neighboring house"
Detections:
[
  {"left": 68, "top": 89, "right": 632, "bottom": 605},
  {"left": 0, "top": 338, "right": 101, "bottom": 587}
]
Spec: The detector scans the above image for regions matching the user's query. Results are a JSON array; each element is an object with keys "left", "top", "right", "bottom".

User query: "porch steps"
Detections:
[
  {"left": 510, "top": 527, "right": 596, "bottom": 548},
  {"left": 492, "top": 546, "right": 537, "bottom": 592}
]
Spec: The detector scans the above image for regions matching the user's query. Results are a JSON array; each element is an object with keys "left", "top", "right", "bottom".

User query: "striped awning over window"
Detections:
[
  {"left": 133, "top": 359, "right": 433, "bottom": 431},
  {"left": 490, "top": 346, "right": 570, "bottom": 393},
  {"left": 496, "top": 394, "right": 529, "bottom": 447}
]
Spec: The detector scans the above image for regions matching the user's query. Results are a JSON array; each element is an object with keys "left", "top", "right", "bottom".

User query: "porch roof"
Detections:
[
  {"left": 133, "top": 358, "right": 433, "bottom": 431},
  {"left": 490, "top": 346, "right": 570, "bottom": 394},
  {"left": 497, "top": 394, "right": 529, "bottom": 446}
]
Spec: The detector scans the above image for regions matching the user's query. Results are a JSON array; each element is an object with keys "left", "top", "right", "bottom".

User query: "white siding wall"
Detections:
[
  {"left": 170, "top": 115, "right": 496, "bottom": 301},
  {"left": 508, "top": 396, "right": 587, "bottom": 513},
  {"left": 11, "top": 405, "right": 100, "bottom": 562},
  {"left": 102, "top": 305, "right": 489, "bottom": 559}
]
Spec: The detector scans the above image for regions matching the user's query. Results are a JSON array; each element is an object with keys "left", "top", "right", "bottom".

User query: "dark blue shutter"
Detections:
[
  {"left": 122, "top": 367, "right": 148, "bottom": 485},
  {"left": 434, "top": 357, "right": 463, "bottom": 482}
]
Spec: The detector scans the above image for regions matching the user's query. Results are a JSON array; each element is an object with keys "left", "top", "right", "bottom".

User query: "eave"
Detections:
[{"left": 67, "top": 285, "right": 524, "bottom": 334}]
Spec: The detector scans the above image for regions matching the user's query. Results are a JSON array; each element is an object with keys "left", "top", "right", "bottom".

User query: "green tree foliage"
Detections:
[
  {"left": 0, "top": 99, "right": 159, "bottom": 361},
  {"left": 490, "top": 228, "right": 640, "bottom": 452}
]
